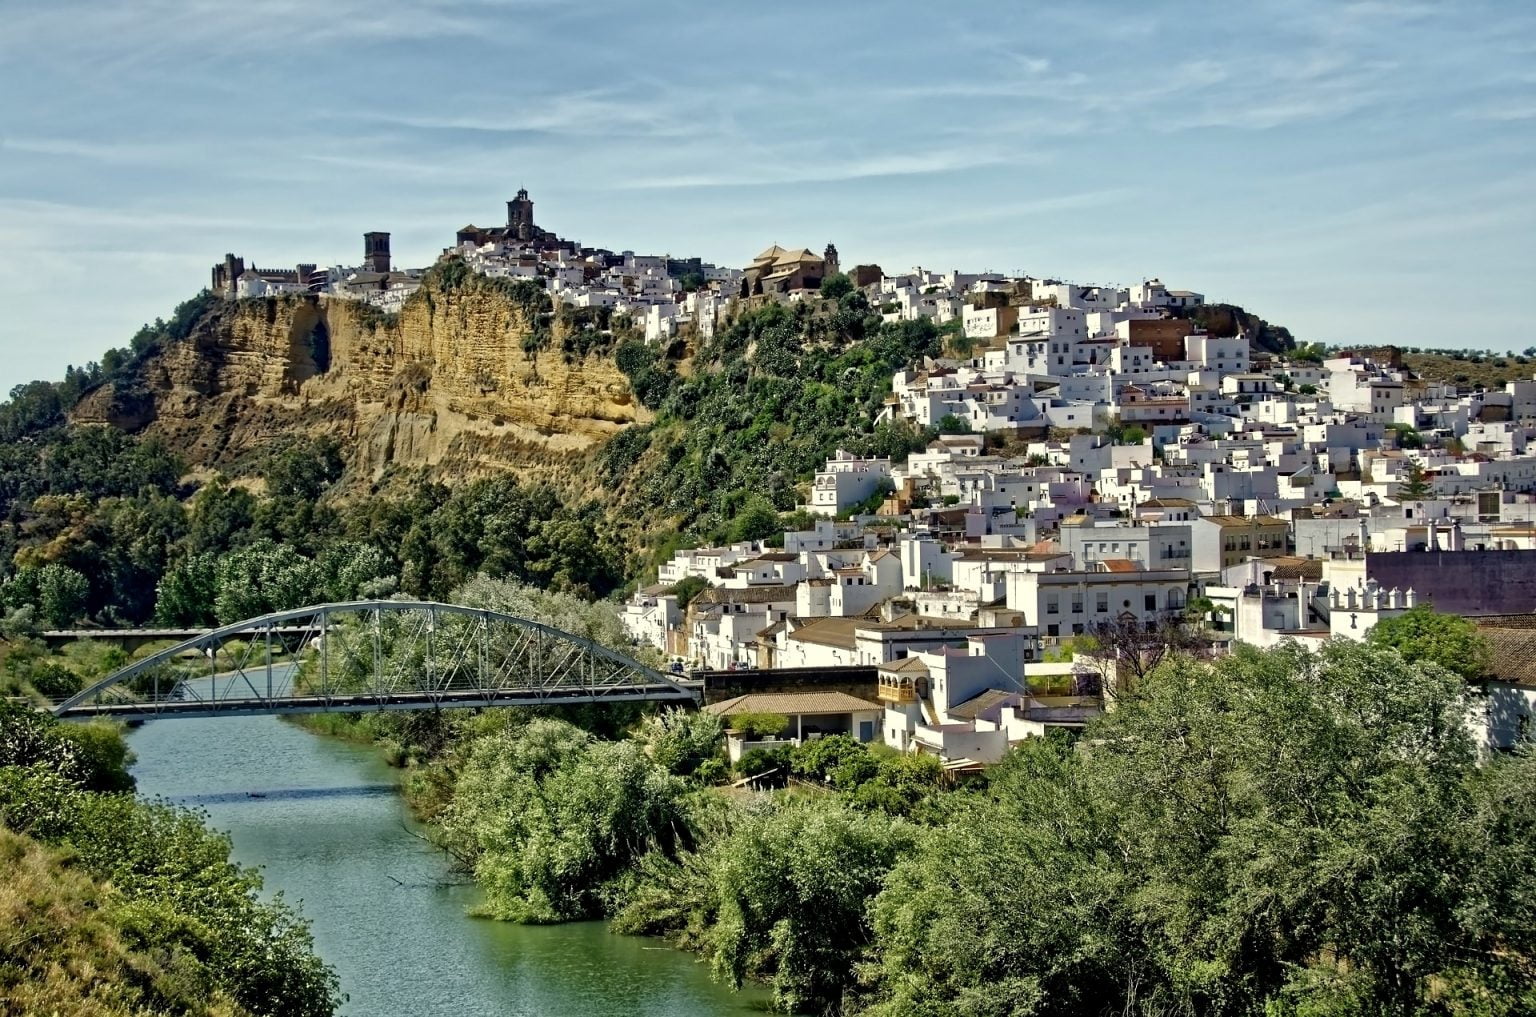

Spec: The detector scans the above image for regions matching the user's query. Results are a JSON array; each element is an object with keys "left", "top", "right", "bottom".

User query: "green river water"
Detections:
[{"left": 127, "top": 714, "right": 769, "bottom": 1017}]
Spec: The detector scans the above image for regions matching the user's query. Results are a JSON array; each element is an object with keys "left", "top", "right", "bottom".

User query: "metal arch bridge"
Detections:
[{"left": 50, "top": 600, "right": 700, "bottom": 720}]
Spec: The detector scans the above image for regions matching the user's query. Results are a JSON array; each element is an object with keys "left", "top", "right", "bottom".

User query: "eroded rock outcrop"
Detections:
[{"left": 72, "top": 274, "right": 648, "bottom": 484}]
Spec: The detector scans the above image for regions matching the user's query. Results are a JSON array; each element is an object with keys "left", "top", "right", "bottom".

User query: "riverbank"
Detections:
[
  {"left": 129, "top": 710, "right": 769, "bottom": 1017},
  {"left": 0, "top": 703, "right": 341, "bottom": 1017},
  {"left": 296, "top": 704, "right": 942, "bottom": 1014},
  {"left": 289, "top": 634, "right": 1536, "bottom": 1017}
]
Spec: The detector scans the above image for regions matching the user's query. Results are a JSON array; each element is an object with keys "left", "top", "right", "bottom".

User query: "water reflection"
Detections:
[{"left": 128, "top": 714, "right": 768, "bottom": 1017}]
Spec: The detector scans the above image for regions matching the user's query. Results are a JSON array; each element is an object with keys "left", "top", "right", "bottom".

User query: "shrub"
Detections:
[{"left": 727, "top": 711, "right": 788, "bottom": 737}]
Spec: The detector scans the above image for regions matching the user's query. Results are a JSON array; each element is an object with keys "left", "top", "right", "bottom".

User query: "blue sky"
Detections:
[{"left": 1, "top": 0, "right": 1532, "bottom": 390}]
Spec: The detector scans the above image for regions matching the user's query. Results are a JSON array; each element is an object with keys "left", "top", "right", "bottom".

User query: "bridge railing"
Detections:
[{"left": 51, "top": 601, "right": 699, "bottom": 719}]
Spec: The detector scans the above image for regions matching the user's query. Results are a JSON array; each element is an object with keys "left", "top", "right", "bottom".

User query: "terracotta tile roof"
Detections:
[
  {"left": 1199, "top": 514, "right": 1290, "bottom": 527},
  {"left": 1475, "top": 614, "right": 1536, "bottom": 630},
  {"left": 1267, "top": 557, "right": 1324, "bottom": 581},
  {"left": 878, "top": 656, "right": 930, "bottom": 676},
  {"left": 786, "top": 616, "right": 861, "bottom": 649},
  {"left": 947, "top": 689, "right": 1024, "bottom": 722},
  {"left": 705, "top": 691, "right": 882, "bottom": 718},
  {"left": 954, "top": 549, "right": 1068, "bottom": 563},
  {"left": 694, "top": 585, "right": 796, "bottom": 606},
  {"left": 1101, "top": 559, "right": 1138, "bottom": 572},
  {"left": 1477, "top": 625, "right": 1536, "bottom": 685}
]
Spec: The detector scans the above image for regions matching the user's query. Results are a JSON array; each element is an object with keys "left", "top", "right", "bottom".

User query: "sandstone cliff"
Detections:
[{"left": 72, "top": 274, "right": 648, "bottom": 485}]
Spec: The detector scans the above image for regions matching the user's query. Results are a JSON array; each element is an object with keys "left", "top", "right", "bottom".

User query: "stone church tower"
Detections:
[
  {"left": 823, "top": 243, "right": 840, "bottom": 276},
  {"left": 363, "top": 232, "right": 391, "bottom": 273},
  {"left": 507, "top": 189, "right": 536, "bottom": 242}
]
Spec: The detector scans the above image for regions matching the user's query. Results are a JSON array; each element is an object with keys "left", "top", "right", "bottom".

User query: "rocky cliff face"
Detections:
[{"left": 72, "top": 275, "right": 648, "bottom": 484}]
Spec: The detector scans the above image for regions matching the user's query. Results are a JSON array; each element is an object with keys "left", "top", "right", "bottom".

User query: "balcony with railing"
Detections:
[{"left": 878, "top": 674, "right": 929, "bottom": 704}]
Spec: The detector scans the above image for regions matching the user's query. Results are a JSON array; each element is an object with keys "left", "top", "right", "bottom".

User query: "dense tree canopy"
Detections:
[
  {"left": 607, "top": 300, "right": 942, "bottom": 542},
  {"left": 859, "top": 640, "right": 1535, "bottom": 1017},
  {"left": 0, "top": 422, "right": 627, "bottom": 627},
  {"left": 1368, "top": 604, "right": 1492, "bottom": 681}
]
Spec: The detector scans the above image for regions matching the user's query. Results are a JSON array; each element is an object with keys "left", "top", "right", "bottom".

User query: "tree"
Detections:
[
  {"left": 861, "top": 640, "right": 1521, "bottom": 1017},
  {"left": 616, "top": 795, "right": 915, "bottom": 1015},
  {"left": 850, "top": 751, "right": 944, "bottom": 818},
  {"left": 818, "top": 273, "right": 854, "bottom": 300},
  {"left": 1399, "top": 461, "right": 1433, "bottom": 500},
  {"left": 315, "top": 541, "right": 396, "bottom": 601},
  {"left": 1388, "top": 423, "right": 1423, "bottom": 449},
  {"left": 791, "top": 733, "right": 875, "bottom": 788},
  {"left": 935, "top": 414, "right": 971, "bottom": 435},
  {"left": 1368, "top": 605, "right": 1492, "bottom": 681},
  {"left": 27, "top": 659, "right": 81, "bottom": 701},
  {"left": 637, "top": 708, "right": 723, "bottom": 778},
  {"left": 155, "top": 551, "right": 219, "bottom": 626},
  {"left": 263, "top": 436, "right": 344, "bottom": 501},
  {"left": 1081, "top": 616, "right": 1211, "bottom": 691},
  {"left": 35, "top": 564, "right": 89, "bottom": 627},
  {"left": 727, "top": 496, "right": 780, "bottom": 543},
  {"left": 433, "top": 718, "right": 688, "bottom": 923},
  {"left": 187, "top": 479, "right": 257, "bottom": 554},
  {"left": 0, "top": 764, "right": 341, "bottom": 1015},
  {"left": 726, "top": 711, "right": 787, "bottom": 737},
  {"left": 667, "top": 575, "right": 709, "bottom": 612},
  {"left": 213, "top": 539, "right": 320, "bottom": 623}
]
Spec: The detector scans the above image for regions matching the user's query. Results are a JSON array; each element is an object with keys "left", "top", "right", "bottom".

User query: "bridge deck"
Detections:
[{"left": 57, "top": 683, "right": 702, "bottom": 720}]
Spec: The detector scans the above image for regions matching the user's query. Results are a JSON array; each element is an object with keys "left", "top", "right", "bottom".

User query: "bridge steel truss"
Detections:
[{"left": 51, "top": 600, "right": 699, "bottom": 720}]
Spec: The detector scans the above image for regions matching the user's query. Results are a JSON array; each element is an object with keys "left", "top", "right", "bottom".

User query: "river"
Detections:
[{"left": 127, "top": 713, "right": 769, "bottom": 1017}]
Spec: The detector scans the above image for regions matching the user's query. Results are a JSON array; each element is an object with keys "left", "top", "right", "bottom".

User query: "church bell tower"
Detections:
[
  {"left": 506, "top": 189, "right": 535, "bottom": 242},
  {"left": 363, "top": 232, "right": 391, "bottom": 273}
]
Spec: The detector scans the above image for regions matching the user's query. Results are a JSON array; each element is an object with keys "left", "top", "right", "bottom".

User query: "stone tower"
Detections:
[
  {"left": 363, "top": 232, "right": 391, "bottom": 273},
  {"left": 507, "top": 189, "right": 535, "bottom": 242},
  {"left": 823, "top": 243, "right": 840, "bottom": 276}
]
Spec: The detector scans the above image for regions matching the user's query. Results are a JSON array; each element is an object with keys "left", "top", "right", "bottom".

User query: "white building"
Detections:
[{"left": 808, "top": 450, "right": 893, "bottom": 517}]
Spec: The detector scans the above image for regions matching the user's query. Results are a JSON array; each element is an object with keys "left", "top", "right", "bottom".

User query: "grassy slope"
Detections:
[
  {"left": 1403, "top": 350, "right": 1535, "bottom": 391},
  {"left": 0, "top": 827, "right": 252, "bottom": 1017}
]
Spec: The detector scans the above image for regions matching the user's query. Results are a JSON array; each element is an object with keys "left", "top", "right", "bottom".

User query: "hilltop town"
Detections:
[{"left": 202, "top": 192, "right": 1536, "bottom": 771}]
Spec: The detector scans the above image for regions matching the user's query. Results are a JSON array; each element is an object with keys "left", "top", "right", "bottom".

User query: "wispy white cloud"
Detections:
[
  {"left": 0, "top": 135, "right": 192, "bottom": 165},
  {"left": 622, "top": 151, "right": 1015, "bottom": 190},
  {"left": 898, "top": 189, "right": 1138, "bottom": 232},
  {"left": 351, "top": 90, "right": 714, "bottom": 141},
  {"left": 0, "top": 0, "right": 1530, "bottom": 384},
  {"left": 1462, "top": 102, "right": 1536, "bottom": 122}
]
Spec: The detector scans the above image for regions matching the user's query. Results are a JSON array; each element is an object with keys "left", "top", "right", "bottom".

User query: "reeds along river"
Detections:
[{"left": 127, "top": 713, "right": 769, "bottom": 1017}]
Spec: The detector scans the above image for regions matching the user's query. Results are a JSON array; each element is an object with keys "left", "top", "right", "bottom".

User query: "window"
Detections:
[
  {"left": 1145, "top": 594, "right": 1158, "bottom": 611},
  {"left": 1096, "top": 593, "right": 1109, "bottom": 612},
  {"left": 1071, "top": 597, "right": 1083, "bottom": 614},
  {"left": 1046, "top": 597, "right": 1059, "bottom": 615}
]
